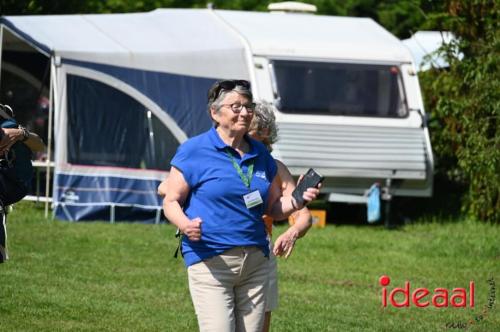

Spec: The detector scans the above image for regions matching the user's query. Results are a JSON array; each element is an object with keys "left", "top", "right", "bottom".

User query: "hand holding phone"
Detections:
[{"left": 291, "top": 168, "right": 324, "bottom": 208}]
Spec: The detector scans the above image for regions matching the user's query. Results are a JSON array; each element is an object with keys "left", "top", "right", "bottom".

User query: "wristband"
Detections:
[{"left": 18, "top": 125, "right": 29, "bottom": 142}]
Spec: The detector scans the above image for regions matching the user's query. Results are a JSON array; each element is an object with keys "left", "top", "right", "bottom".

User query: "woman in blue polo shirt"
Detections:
[{"left": 161, "top": 80, "right": 319, "bottom": 332}]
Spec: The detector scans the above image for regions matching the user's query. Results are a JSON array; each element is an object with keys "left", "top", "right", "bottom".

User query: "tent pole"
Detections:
[
  {"left": 44, "top": 57, "right": 55, "bottom": 218},
  {"left": 110, "top": 205, "right": 115, "bottom": 224},
  {"left": 147, "top": 110, "right": 156, "bottom": 162},
  {"left": 155, "top": 208, "right": 161, "bottom": 225}
]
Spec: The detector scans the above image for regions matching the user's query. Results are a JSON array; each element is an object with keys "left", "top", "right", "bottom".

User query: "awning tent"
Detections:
[{"left": 0, "top": 9, "right": 250, "bottom": 221}]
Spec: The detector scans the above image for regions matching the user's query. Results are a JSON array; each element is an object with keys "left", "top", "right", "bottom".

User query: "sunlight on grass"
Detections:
[{"left": 0, "top": 202, "right": 498, "bottom": 331}]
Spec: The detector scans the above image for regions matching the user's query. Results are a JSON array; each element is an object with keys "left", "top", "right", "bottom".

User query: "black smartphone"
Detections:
[{"left": 291, "top": 168, "right": 324, "bottom": 207}]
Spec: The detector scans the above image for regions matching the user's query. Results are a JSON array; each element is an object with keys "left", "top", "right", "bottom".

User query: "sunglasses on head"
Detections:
[
  {"left": 0, "top": 103, "right": 14, "bottom": 119},
  {"left": 209, "top": 80, "right": 251, "bottom": 102}
]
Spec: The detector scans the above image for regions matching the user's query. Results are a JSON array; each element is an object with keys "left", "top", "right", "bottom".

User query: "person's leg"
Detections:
[
  {"left": 0, "top": 173, "right": 27, "bottom": 263},
  {"left": 0, "top": 173, "right": 27, "bottom": 206},
  {"left": 234, "top": 247, "right": 268, "bottom": 332},
  {"left": 0, "top": 173, "right": 10, "bottom": 206},
  {"left": 0, "top": 203, "right": 6, "bottom": 263},
  {"left": 0, "top": 175, "right": 9, "bottom": 263},
  {"left": 262, "top": 311, "right": 271, "bottom": 332},
  {"left": 262, "top": 249, "right": 278, "bottom": 332},
  {"left": 187, "top": 248, "right": 246, "bottom": 332}
]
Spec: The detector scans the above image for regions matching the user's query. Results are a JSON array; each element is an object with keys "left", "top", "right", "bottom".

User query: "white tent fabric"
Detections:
[
  {"left": 3, "top": 9, "right": 414, "bottom": 72},
  {"left": 2, "top": 9, "right": 249, "bottom": 79},
  {"left": 217, "top": 10, "right": 413, "bottom": 63},
  {"left": 402, "top": 31, "right": 455, "bottom": 71}
]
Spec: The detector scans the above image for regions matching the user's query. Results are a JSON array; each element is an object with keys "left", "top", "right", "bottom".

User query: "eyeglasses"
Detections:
[
  {"left": 220, "top": 102, "right": 256, "bottom": 113},
  {"left": 208, "top": 80, "right": 251, "bottom": 102}
]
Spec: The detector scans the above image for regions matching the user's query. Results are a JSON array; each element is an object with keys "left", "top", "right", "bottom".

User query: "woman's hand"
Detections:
[
  {"left": 0, "top": 128, "right": 22, "bottom": 153},
  {"left": 267, "top": 174, "right": 321, "bottom": 221},
  {"left": 292, "top": 174, "right": 322, "bottom": 210},
  {"left": 300, "top": 184, "right": 321, "bottom": 208},
  {"left": 273, "top": 226, "right": 300, "bottom": 258},
  {"left": 292, "top": 183, "right": 322, "bottom": 211},
  {"left": 181, "top": 217, "right": 203, "bottom": 241}
]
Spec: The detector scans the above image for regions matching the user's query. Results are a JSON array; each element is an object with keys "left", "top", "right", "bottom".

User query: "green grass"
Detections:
[{"left": 1, "top": 202, "right": 499, "bottom": 331}]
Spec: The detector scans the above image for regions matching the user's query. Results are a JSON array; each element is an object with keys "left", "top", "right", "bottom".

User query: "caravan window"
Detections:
[
  {"left": 67, "top": 75, "right": 178, "bottom": 170},
  {"left": 271, "top": 60, "right": 408, "bottom": 118}
]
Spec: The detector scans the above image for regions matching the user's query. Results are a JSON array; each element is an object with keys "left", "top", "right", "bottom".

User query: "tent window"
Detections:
[
  {"left": 67, "top": 75, "right": 177, "bottom": 170},
  {"left": 0, "top": 51, "right": 51, "bottom": 160},
  {"left": 0, "top": 69, "right": 44, "bottom": 134},
  {"left": 271, "top": 60, "right": 408, "bottom": 118}
]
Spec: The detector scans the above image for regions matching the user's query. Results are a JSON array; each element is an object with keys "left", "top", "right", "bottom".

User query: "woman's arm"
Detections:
[
  {"left": 157, "top": 178, "right": 168, "bottom": 197},
  {"left": 0, "top": 127, "right": 46, "bottom": 153},
  {"left": 0, "top": 127, "right": 21, "bottom": 153},
  {"left": 278, "top": 160, "right": 312, "bottom": 237},
  {"left": 272, "top": 160, "right": 313, "bottom": 258},
  {"left": 24, "top": 131, "right": 46, "bottom": 152},
  {"left": 161, "top": 166, "right": 202, "bottom": 241}
]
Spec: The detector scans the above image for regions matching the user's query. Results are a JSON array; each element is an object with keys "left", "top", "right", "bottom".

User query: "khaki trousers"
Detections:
[
  {"left": 265, "top": 244, "right": 278, "bottom": 312},
  {"left": 187, "top": 246, "right": 269, "bottom": 332}
]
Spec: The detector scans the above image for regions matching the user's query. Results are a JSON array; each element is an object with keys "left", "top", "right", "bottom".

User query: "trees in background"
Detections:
[{"left": 420, "top": 0, "right": 499, "bottom": 222}]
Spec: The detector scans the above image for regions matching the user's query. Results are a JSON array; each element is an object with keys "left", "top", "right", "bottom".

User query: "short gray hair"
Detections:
[
  {"left": 250, "top": 102, "right": 278, "bottom": 148},
  {"left": 207, "top": 86, "right": 253, "bottom": 126}
]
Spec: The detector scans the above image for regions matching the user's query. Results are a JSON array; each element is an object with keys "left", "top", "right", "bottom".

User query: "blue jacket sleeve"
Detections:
[{"left": 1, "top": 119, "right": 18, "bottom": 129}]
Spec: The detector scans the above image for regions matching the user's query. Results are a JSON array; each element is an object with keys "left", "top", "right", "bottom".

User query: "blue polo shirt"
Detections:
[{"left": 171, "top": 127, "right": 277, "bottom": 267}]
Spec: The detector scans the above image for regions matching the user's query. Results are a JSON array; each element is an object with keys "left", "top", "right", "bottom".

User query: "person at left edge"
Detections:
[
  {"left": 1, "top": 103, "right": 46, "bottom": 263},
  {"left": 160, "top": 79, "right": 320, "bottom": 332},
  {"left": 0, "top": 106, "right": 45, "bottom": 205}
]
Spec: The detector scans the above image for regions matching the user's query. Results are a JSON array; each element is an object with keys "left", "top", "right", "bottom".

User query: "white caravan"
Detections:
[{"left": 216, "top": 10, "right": 434, "bottom": 202}]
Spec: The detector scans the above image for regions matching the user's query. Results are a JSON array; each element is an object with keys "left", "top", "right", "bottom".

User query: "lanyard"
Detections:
[{"left": 225, "top": 148, "right": 254, "bottom": 188}]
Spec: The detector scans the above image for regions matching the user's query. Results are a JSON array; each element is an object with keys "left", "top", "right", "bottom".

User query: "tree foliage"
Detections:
[{"left": 420, "top": 0, "right": 499, "bottom": 222}]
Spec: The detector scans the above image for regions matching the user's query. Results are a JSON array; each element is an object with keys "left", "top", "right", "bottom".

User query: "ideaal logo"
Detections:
[
  {"left": 379, "top": 275, "right": 474, "bottom": 308},
  {"left": 446, "top": 277, "right": 496, "bottom": 329},
  {"left": 379, "top": 275, "right": 496, "bottom": 329}
]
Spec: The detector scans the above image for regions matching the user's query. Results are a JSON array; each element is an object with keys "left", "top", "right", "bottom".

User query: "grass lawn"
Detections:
[{"left": 1, "top": 202, "right": 499, "bottom": 331}]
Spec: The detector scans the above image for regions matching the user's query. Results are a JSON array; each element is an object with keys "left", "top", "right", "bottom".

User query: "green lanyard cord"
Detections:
[{"left": 224, "top": 148, "right": 254, "bottom": 188}]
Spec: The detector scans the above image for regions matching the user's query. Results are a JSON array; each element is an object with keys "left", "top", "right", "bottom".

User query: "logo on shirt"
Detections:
[{"left": 254, "top": 171, "right": 267, "bottom": 180}]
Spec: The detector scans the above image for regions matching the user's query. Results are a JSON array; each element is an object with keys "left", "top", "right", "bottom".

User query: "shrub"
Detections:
[{"left": 420, "top": 1, "right": 499, "bottom": 222}]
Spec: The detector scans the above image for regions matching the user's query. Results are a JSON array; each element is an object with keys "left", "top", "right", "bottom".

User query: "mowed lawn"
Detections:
[{"left": 1, "top": 202, "right": 499, "bottom": 331}]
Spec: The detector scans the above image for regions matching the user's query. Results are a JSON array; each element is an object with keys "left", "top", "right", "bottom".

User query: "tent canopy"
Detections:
[
  {"left": 2, "top": 8, "right": 412, "bottom": 71},
  {"left": 1, "top": 9, "right": 248, "bottom": 79},
  {"left": 402, "top": 31, "right": 455, "bottom": 71}
]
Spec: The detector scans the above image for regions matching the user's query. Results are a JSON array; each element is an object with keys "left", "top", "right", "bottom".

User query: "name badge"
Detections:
[{"left": 243, "top": 190, "right": 263, "bottom": 209}]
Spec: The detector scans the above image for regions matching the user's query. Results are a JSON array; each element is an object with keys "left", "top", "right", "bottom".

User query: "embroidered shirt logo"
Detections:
[{"left": 254, "top": 171, "right": 267, "bottom": 180}]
